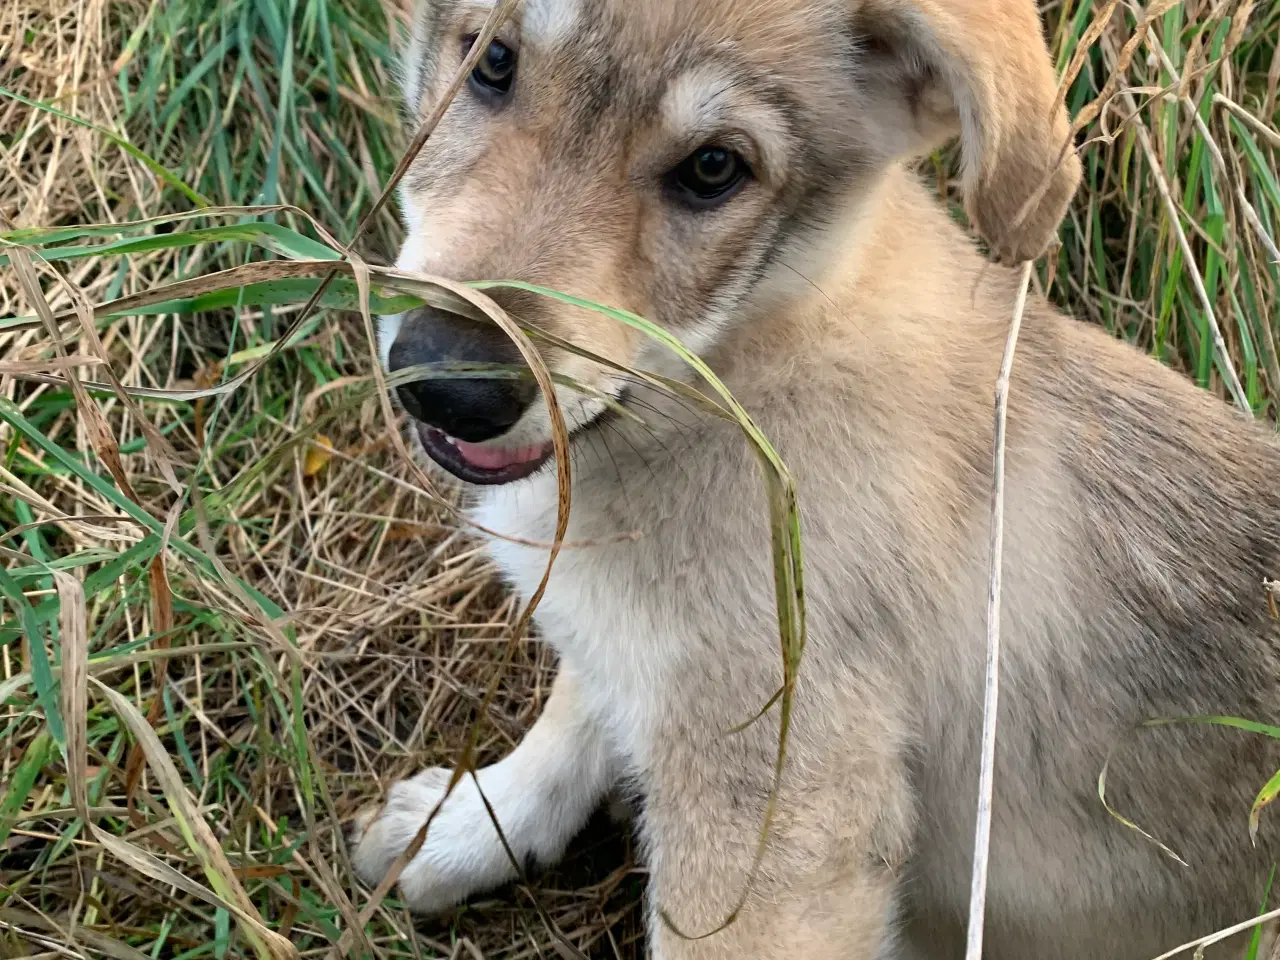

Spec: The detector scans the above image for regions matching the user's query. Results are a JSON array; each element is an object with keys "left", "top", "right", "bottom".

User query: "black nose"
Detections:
[{"left": 387, "top": 306, "right": 537, "bottom": 443}]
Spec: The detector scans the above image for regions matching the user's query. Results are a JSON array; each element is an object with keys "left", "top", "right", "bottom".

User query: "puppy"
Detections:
[{"left": 352, "top": 0, "right": 1280, "bottom": 956}]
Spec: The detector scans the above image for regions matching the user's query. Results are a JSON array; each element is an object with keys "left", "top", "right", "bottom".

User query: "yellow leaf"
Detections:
[{"left": 303, "top": 434, "right": 334, "bottom": 477}]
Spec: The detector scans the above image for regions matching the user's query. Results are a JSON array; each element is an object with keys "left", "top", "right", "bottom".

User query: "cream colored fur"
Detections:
[{"left": 351, "top": 1, "right": 1280, "bottom": 957}]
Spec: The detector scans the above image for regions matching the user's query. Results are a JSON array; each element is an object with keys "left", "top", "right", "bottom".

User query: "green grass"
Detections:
[
  {"left": 1046, "top": 0, "right": 1280, "bottom": 416},
  {"left": 1, "top": 0, "right": 1279, "bottom": 957}
]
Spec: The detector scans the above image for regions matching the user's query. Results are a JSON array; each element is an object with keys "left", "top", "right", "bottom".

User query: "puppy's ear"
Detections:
[{"left": 852, "top": 0, "right": 1082, "bottom": 262}]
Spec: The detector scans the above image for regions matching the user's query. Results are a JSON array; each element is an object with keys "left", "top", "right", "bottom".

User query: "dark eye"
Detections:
[
  {"left": 669, "top": 146, "right": 749, "bottom": 208},
  {"left": 464, "top": 35, "right": 516, "bottom": 99}
]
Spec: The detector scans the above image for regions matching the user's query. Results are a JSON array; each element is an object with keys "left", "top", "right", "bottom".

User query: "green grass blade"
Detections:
[
  {"left": 0, "top": 567, "right": 65, "bottom": 750},
  {"left": 0, "top": 222, "right": 338, "bottom": 268},
  {"left": 0, "top": 731, "right": 55, "bottom": 849}
]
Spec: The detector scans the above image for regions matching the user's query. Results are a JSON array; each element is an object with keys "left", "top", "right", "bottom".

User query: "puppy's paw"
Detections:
[{"left": 349, "top": 767, "right": 522, "bottom": 914}]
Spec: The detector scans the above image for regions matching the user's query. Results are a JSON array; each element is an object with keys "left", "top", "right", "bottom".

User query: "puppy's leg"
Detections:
[
  {"left": 647, "top": 843, "right": 905, "bottom": 960},
  {"left": 350, "top": 666, "right": 615, "bottom": 913},
  {"left": 644, "top": 738, "right": 912, "bottom": 960}
]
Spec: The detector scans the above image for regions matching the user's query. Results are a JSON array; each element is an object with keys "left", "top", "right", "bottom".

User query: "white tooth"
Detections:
[{"left": 445, "top": 436, "right": 459, "bottom": 446}]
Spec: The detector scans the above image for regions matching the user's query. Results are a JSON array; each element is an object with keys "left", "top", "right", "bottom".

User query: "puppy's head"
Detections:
[{"left": 383, "top": 0, "right": 1080, "bottom": 485}]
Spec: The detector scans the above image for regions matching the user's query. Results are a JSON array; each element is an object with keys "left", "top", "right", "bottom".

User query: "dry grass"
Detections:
[{"left": 0, "top": 0, "right": 1278, "bottom": 957}]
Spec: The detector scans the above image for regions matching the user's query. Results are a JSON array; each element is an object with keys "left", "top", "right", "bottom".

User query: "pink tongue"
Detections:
[{"left": 452, "top": 438, "right": 548, "bottom": 471}]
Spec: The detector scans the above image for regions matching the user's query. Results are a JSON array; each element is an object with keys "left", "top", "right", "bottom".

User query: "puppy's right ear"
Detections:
[{"left": 851, "top": 0, "right": 1082, "bottom": 262}]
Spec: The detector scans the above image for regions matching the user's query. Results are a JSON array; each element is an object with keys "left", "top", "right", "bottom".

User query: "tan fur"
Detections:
[{"left": 353, "top": 1, "right": 1280, "bottom": 957}]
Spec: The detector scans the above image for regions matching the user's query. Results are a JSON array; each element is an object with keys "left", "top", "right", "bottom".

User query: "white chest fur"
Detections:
[{"left": 470, "top": 473, "right": 688, "bottom": 770}]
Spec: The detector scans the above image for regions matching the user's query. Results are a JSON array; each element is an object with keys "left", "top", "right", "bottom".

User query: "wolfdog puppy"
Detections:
[{"left": 352, "top": 1, "right": 1280, "bottom": 956}]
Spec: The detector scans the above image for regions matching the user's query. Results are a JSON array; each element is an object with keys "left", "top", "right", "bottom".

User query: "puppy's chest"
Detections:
[{"left": 470, "top": 483, "right": 689, "bottom": 765}]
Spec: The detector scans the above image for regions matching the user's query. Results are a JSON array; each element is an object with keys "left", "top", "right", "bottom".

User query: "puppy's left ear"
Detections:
[{"left": 852, "top": 0, "right": 1082, "bottom": 262}]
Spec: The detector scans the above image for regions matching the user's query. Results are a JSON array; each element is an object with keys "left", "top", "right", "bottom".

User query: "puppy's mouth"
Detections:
[
  {"left": 416, "top": 423, "right": 553, "bottom": 486},
  {"left": 412, "top": 389, "right": 628, "bottom": 486}
]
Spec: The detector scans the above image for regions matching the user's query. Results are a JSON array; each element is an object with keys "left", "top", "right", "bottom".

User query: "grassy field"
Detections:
[{"left": 1, "top": 0, "right": 1279, "bottom": 957}]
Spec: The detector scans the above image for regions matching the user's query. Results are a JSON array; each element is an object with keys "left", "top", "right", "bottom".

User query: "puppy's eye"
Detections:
[
  {"left": 464, "top": 35, "right": 516, "bottom": 99},
  {"left": 669, "top": 146, "right": 749, "bottom": 208}
]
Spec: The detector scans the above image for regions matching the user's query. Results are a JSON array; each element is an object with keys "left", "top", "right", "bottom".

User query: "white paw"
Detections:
[{"left": 349, "top": 767, "right": 525, "bottom": 914}]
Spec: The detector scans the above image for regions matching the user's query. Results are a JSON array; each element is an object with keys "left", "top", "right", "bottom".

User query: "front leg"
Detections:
[
  {"left": 350, "top": 666, "right": 616, "bottom": 912},
  {"left": 642, "top": 714, "right": 913, "bottom": 960}
]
